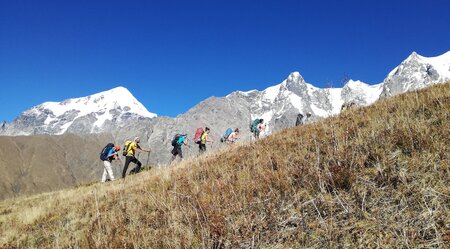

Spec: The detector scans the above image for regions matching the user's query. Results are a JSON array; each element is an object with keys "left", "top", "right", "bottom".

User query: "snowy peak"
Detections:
[
  {"left": 2, "top": 86, "right": 157, "bottom": 136},
  {"left": 32, "top": 86, "right": 156, "bottom": 122},
  {"left": 382, "top": 50, "right": 450, "bottom": 97},
  {"left": 282, "top": 72, "right": 307, "bottom": 91},
  {"left": 39, "top": 86, "right": 156, "bottom": 118}
]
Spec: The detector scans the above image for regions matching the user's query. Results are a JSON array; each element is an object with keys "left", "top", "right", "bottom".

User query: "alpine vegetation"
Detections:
[{"left": 0, "top": 83, "right": 448, "bottom": 248}]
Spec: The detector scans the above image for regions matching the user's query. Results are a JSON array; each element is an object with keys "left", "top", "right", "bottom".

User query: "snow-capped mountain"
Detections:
[
  {"left": 1, "top": 87, "right": 156, "bottom": 135},
  {"left": 381, "top": 51, "right": 450, "bottom": 97},
  {"left": 1, "top": 51, "right": 449, "bottom": 139},
  {"left": 227, "top": 73, "right": 383, "bottom": 133}
]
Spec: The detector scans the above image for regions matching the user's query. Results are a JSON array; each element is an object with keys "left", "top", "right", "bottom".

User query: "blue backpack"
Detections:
[
  {"left": 100, "top": 143, "right": 115, "bottom": 161},
  {"left": 220, "top": 128, "right": 233, "bottom": 143}
]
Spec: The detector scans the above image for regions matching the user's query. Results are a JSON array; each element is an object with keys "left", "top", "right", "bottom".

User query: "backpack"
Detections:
[
  {"left": 296, "top": 114, "right": 304, "bottom": 126},
  {"left": 250, "top": 119, "right": 260, "bottom": 132},
  {"left": 193, "top": 127, "right": 204, "bottom": 144},
  {"left": 220, "top": 128, "right": 233, "bottom": 143},
  {"left": 171, "top": 134, "right": 182, "bottom": 146},
  {"left": 122, "top": 140, "right": 132, "bottom": 156},
  {"left": 100, "top": 143, "right": 115, "bottom": 161}
]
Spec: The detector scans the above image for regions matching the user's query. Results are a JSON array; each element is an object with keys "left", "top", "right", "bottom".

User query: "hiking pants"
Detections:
[
  {"left": 102, "top": 160, "right": 115, "bottom": 182},
  {"left": 171, "top": 145, "right": 183, "bottom": 158},
  {"left": 199, "top": 143, "right": 206, "bottom": 154},
  {"left": 122, "top": 156, "right": 141, "bottom": 178}
]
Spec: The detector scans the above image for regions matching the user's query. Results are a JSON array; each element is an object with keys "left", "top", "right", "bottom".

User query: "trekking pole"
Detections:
[{"left": 145, "top": 151, "right": 150, "bottom": 169}]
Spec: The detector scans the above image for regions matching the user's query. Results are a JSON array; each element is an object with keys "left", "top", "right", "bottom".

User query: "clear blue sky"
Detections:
[{"left": 1, "top": 0, "right": 449, "bottom": 122}]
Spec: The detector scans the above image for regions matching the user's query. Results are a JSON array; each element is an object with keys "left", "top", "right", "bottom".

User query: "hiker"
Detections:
[
  {"left": 257, "top": 119, "right": 266, "bottom": 138},
  {"left": 226, "top": 128, "right": 240, "bottom": 144},
  {"left": 171, "top": 134, "right": 188, "bottom": 162},
  {"left": 122, "top": 137, "right": 151, "bottom": 178},
  {"left": 199, "top": 127, "right": 214, "bottom": 154},
  {"left": 295, "top": 112, "right": 312, "bottom": 126},
  {"left": 341, "top": 102, "right": 356, "bottom": 112},
  {"left": 295, "top": 113, "right": 304, "bottom": 126},
  {"left": 250, "top": 118, "right": 264, "bottom": 139},
  {"left": 101, "top": 145, "right": 121, "bottom": 182}
]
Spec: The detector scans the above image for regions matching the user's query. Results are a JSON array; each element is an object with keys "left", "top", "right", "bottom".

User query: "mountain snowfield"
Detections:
[
  {"left": 381, "top": 51, "right": 450, "bottom": 97},
  {"left": 233, "top": 72, "right": 384, "bottom": 133},
  {"left": 40, "top": 86, "right": 156, "bottom": 133},
  {"left": 1, "top": 87, "right": 156, "bottom": 135},
  {"left": 1, "top": 50, "right": 449, "bottom": 137}
]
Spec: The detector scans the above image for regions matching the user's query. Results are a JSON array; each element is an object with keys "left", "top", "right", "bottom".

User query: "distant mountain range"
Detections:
[{"left": 1, "top": 51, "right": 449, "bottom": 138}]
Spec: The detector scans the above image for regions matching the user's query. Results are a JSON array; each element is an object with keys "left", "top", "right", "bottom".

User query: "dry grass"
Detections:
[{"left": 1, "top": 83, "right": 449, "bottom": 248}]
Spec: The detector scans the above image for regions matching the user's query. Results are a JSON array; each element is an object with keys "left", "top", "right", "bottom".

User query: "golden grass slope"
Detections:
[
  {"left": 0, "top": 133, "right": 113, "bottom": 200},
  {"left": 0, "top": 83, "right": 449, "bottom": 248}
]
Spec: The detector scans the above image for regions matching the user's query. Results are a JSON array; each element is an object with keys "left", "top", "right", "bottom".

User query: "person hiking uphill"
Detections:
[
  {"left": 250, "top": 118, "right": 264, "bottom": 140},
  {"left": 171, "top": 134, "right": 188, "bottom": 163},
  {"left": 100, "top": 144, "right": 121, "bottom": 182},
  {"left": 199, "top": 127, "right": 214, "bottom": 154},
  {"left": 122, "top": 137, "right": 151, "bottom": 178},
  {"left": 295, "top": 112, "right": 312, "bottom": 126},
  {"left": 226, "top": 128, "right": 240, "bottom": 144}
]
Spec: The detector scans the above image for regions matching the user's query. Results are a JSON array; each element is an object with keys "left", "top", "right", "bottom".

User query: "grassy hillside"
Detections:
[
  {"left": 0, "top": 133, "right": 114, "bottom": 200},
  {"left": 1, "top": 83, "right": 449, "bottom": 248}
]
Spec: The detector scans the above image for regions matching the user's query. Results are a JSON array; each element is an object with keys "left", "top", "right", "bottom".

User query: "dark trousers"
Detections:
[
  {"left": 122, "top": 156, "right": 142, "bottom": 178},
  {"left": 171, "top": 145, "right": 183, "bottom": 158},
  {"left": 199, "top": 143, "right": 206, "bottom": 154}
]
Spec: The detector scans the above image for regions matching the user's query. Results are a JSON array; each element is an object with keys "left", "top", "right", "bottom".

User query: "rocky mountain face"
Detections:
[
  {"left": 0, "top": 86, "right": 156, "bottom": 136},
  {"left": 1, "top": 51, "right": 449, "bottom": 199},
  {"left": 380, "top": 51, "right": 450, "bottom": 97}
]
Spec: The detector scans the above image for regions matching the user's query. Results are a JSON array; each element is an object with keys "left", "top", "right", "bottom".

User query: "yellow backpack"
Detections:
[{"left": 122, "top": 140, "right": 132, "bottom": 156}]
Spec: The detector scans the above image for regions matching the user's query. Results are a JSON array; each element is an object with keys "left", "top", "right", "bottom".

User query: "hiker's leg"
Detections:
[
  {"left": 199, "top": 144, "right": 206, "bottom": 154},
  {"left": 104, "top": 160, "right": 114, "bottom": 181},
  {"left": 101, "top": 161, "right": 109, "bottom": 182},
  {"left": 178, "top": 147, "right": 183, "bottom": 159},
  {"left": 170, "top": 147, "right": 177, "bottom": 163},
  {"left": 122, "top": 156, "right": 133, "bottom": 178},
  {"left": 131, "top": 157, "right": 142, "bottom": 174}
]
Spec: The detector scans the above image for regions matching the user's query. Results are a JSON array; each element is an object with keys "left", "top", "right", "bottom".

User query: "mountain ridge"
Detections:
[{"left": 4, "top": 51, "right": 449, "bottom": 137}]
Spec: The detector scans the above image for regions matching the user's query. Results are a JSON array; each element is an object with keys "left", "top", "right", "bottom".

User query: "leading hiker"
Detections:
[{"left": 122, "top": 137, "right": 151, "bottom": 178}]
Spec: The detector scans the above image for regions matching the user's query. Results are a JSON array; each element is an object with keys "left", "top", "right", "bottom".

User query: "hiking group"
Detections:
[{"left": 99, "top": 113, "right": 311, "bottom": 182}]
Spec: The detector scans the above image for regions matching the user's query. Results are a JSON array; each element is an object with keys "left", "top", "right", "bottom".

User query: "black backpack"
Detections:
[
  {"left": 100, "top": 143, "right": 115, "bottom": 161},
  {"left": 296, "top": 114, "right": 304, "bottom": 126},
  {"left": 171, "top": 134, "right": 181, "bottom": 146}
]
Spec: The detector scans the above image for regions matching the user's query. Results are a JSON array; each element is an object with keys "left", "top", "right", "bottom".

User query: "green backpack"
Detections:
[{"left": 250, "top": 119, "right": 260, "bottom": 132}]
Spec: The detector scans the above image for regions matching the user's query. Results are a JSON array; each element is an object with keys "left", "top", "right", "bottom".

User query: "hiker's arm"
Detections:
[
  {"left": 107, "top": 152, "right": 117, "bottom": 158},
  {"left": 138, "top": 148, "right": 151, "bottom": 153}
]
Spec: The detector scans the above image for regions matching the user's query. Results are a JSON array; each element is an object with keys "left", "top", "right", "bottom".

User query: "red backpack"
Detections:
[{"left": 193, "top": 127, "right": 204, "bottom": 144}]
